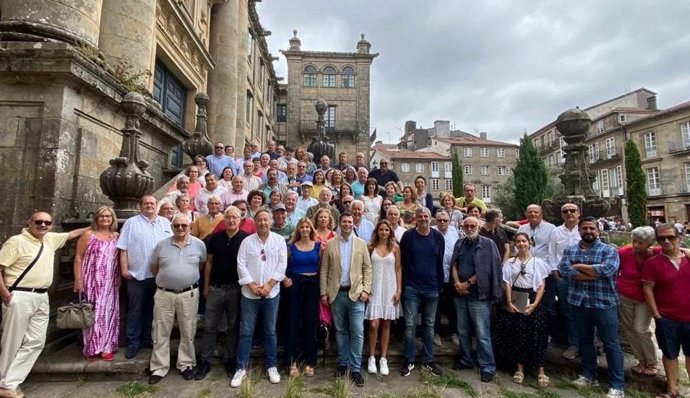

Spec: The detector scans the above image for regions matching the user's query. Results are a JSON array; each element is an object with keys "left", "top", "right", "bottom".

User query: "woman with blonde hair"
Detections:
[
  {"left": 439, "top": 192, "right": 463, "bottom": 229},
  {"left": 314, "top": 208, "right": 336, "bottom": 249},
  {"left": 397, "top": 186, "right": 420, "bottom": 229},
  {"left": 283, "top": 218, "right": 321, "bottom": 377},
  {"left": 175, "top": 194, "right": 198, "bottom": 223},
  {"left": 384, "top": 181, "right": 403, "bottom": 203},
  {"left": 365, "top": 220, "right": 402, "bottom": 376},
  {"left": 73, "top": 206, "right": 120, "bottom": 361}
]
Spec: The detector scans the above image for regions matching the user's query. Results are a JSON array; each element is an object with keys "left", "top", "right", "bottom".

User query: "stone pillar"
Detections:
[
  {"left": 207, "top": 0, "right": 238, "bottom": 146},
  {"left": 98, "top": 0, "right": 156, "bottom": 91},
  {"left": 0, "top": 0, "right": 103, "bottom": 47},
  {"left": 234, "top": 0, "right": 249, "bottom": 148}
]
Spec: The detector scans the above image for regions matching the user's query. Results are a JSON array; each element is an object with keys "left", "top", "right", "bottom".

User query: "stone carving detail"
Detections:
[
  {"left": 183, "top": 92, "right": 213, "bottom": 161},
  {"left": 307, "top": 99, "right": 335, "bottom": 162},
  {"left": 100, "top": 92, "right": 155, "bottom": 219}
]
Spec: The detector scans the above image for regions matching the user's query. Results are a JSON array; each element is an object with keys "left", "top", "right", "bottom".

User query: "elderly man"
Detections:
[
  {"left": 340, "top": 194, "right": 355, "bottom": 214},
  {"left": 241, "top": 160, "right": 262, "bottom": 192},
  {"left": 206, "top": 142, "right": 239, "bottom": 177},
  {"left": 284, "top": 163, "right": 301, "bottom": 194},
  {"left": 277, "top": 146, "right": 298, "bottom": 171},
  {"left": 558, "top": 217, "right": 624, "bottom": 398},
  {"left": 161, "top": 175, "right": 192, "bottom": 210},
  {"left": 351, "top": 167, "right": 368, "bottom": 199},
  {"left": 0, "top": 213, "right": 87, "bottom": 397},
  {"left": 267, "top": 159, "right": 288, "bottom": 185},
  {"left": 194, "top": 207, "right": 250, "bottom": 380},
  {"left": 369, "top": 159, "right": 402, "bottom": 191},
  {"left": 400, "top": 207, "right": 446, "bottom": 377},
  {"left": 387, "top": 206, "right": 406, "bottom": 242},
  {"left": 270, "top": 204, "right": 295, "bottom": 240},
  {"left": 284, "top": 191, "right": 305, "bottom": 227},
  {"left": 221, "top": 175, "right": 248, "bottom": 209},
  {"left": 354, "top": 152, "right": 368, "bottom": 170},
  {"left": 118, "top": 195, "right": 173, "bottom": 359},
  {"left": 259, "top": 168, "right": 288, "bottom": 203},
  {"left": 454, "top": 183, "right": 488, "bottom": 213},
  {"left": 148, "top": 214, "right": 206, "bottom": 385},
  {"left": 432, "top": 210, "right": 461, "bottom": 347},
  {"left": 256, "top": 153, "right": 271, "bottom": 180},
  {"left": 321, "top": 212, "right": 372, "bottom": 387},
  {"left": 335, "top": 152, "right": 351, "bottom": 171},
  {"left": 548, "top": 203, "right": 582, "bottom": 359},
  {"left": 196, "top": 174, "right": 228, "bottom": 215},
  {"left": 297, "top": 181, "right": 318, "bottom": 213},
  {"left": 319, "top": 155, "right": 332, "bottom": 174},
  {"left": 266, "top": 139, "right": 280, "bottom": 160},
  {"left": 642, "top": 224, "right": 690, "bottom": 398},
  {"left": 231, "top": 209, "right": 287, "bottom": 387},
  {"left": 191, "top": 196, "right": 224, "bottom": 240},
  {"left": 342, "top": 200, "right": 374, "bottom": 242},
  {"left": 306, "top": 189, "right": 340, "bottom": 230},
  {"left": 450, "top": 216, "right": 502, "bottom": 382}
]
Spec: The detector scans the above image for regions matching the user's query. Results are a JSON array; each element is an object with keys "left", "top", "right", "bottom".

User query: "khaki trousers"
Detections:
[
  {"left": 0, "top": 291, "right": 49, "bottom": 389},
  {"left": 618, "top": 294, "right": 657, "bottom": 366},
  {"left": 149, "top": 288, "right": 199, "bottom": 377}
]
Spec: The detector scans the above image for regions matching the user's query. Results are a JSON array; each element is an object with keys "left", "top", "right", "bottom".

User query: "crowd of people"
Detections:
[{"left": 0, "top": 141, "right": 687, "bottom": 398}]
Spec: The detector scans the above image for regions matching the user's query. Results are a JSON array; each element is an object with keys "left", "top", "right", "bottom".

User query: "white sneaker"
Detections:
[
  {"left": 606, "top": 388, "right": 624, "bottom": 398},
  {"left": 451, "top": 333, "right": 460, "bottom": 347},
  {"left": 571, "top": 375, "right": 599, "bottom": 389},
  {"left": 230, "top": 369, "right": 246, "bottom": 388},
  {"left": 379, "top": 357, "right": 389, "bottom": 376},
  {"left": 267, "top": 367, "right": 281, "bottom": 384},
  {"left": 433, "top": 333, "right": 442, "bottom": 346},
  {"left": 367, "top": 356, "right": 377, "bottom": 374}
]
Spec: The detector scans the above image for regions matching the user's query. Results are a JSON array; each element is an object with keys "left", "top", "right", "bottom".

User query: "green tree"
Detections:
[
  {"left": 451, "top": 147, "right": 463, "bottom": 197},
  {"left": 512, "top": 133, "right": 549, "bottom": 213},
  {"left": 495, "top": 167, "right": 563, "bottom": 221},
  {"left": 624, "top": 139, "right": 647, "bottom": 227}
]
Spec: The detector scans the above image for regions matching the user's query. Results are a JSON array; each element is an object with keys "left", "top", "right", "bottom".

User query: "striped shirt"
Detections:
[
  {"left": 558, "top": 239, "right": 619, "bottom": 309},
  {"left": 116, "top": 214, "right": 172, "bottom": 280}
]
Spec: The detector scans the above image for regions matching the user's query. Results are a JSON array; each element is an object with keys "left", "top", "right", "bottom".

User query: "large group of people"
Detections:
[{"left": 0, "top": 142, "right": 687, "bottom": 398}]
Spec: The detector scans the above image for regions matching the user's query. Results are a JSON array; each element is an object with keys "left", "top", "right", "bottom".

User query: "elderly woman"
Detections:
[
  {"left": 193, "top": 155, "right": 209, "bottom": 186},
  {"left": 185, "top": 165, "right": 204, "bottom": 199},
  {"left": 344, "top": 166, "right": 357, "bottom": 185},
  {"left": 175, "top": 194, "right": 198, "bottom": 223},
  {"left": 616, "top": 226, "right": 659, "bottom": 377},
  {"left": 439, "top": 192, "right": 463, "bottom": 230},
  {"left": 493, "top": 232, "right": 551, "bottom": 387}
]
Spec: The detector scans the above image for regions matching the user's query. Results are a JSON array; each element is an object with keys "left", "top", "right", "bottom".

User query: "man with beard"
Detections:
[{"left": 558, "top": 217, "right": 624, "bottom": 398}]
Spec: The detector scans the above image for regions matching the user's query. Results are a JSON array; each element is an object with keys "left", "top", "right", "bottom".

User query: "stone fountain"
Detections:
[{"left": 307, "top": 99, "right": 335, "bottom": 161}]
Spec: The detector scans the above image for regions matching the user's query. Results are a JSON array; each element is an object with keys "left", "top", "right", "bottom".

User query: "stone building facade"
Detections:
[
  {"left": 280, "top": 31, "right": 377, "bottom": 160},
  {"left": 370, "top": 145, "right": 449, "bottom": 200}
]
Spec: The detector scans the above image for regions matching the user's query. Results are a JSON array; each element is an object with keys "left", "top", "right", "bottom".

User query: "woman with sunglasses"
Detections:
[{"left": 493, "top": 232, "right": 551, "bottom": 387}]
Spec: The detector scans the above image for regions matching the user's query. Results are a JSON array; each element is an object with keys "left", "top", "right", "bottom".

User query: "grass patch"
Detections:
[
  {"left": 308, "top": 377, "right": 352, "bottom": 398},
  {"left": 284, "top": 374, "right": 305, "bottom": 398},
  {"left": 115, "top": 381, "right": 158, "bottom": 397},
  {"left": 535, "top": 389, "right": 562, "bottom": 398},
  {"left": 405, "top": 386, "right": 444, "bottom": 398},
  {"left": 420, "top": 371, "right": 478, "bottom": 397},
  {"left": 239, "top": 367, "right": 263, "bottom": 398},
  {"left": 197, "top": 386, "right": 212, "bottom": 398}
]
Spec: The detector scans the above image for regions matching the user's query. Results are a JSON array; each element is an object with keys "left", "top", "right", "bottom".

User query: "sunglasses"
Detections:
[
  {"left": 343, "top": 201, "right": 352, "bottom": 204},
  {"left": 437, "top": 219, "right": 450, "bottom": 223},
  {"left": 215, "top": 146, "right": 224, "bottom": 149},
  {"left": 562, "top": 209, "right": 578, "bottom": 214},
  {"left": 173, "top": 224, "right": 188, "bottom": 229},
  {"left": 261, "top": 249, "right": 267, "bottom": 261},
  {"left": 657, "top": 235, "right": 678, "bottom": 242},
  {"left": 33, "top": 220, "right": 53, "bottom": 226}
]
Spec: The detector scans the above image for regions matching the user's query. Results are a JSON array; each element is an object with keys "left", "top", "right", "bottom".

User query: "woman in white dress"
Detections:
[{"left": 365, "top": 220, "right": 402, "bottom": 376}]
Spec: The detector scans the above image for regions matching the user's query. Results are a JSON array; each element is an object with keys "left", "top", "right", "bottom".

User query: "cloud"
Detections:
[{"left": 257, "top": 0, "right": 690, "bottom": 144}]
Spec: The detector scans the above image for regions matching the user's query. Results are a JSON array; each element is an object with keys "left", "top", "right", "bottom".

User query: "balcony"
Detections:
[
  {"left": 298, "top": 119, "right": 360, "bottom": 143},
  {"left": 589, "top": 147, "right": 621, "bottom": 164},
  {"left": 648, "top": 187, "right": 662, "bottom": 196},
  {"left": 538, "top": 139, "right": 561, "bottom": 155},
  {"left": 668, "top": 140, "right": 690, "bottom": 155}
]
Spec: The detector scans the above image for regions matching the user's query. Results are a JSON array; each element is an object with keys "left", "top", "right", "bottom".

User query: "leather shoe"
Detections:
[
  {"left": 452, "top": 359, "right": 474, "bottom": 371},
  {"left": 181, "top": 367, "right": 194, "bottom": 380},
  {"left": 333, "top": 365, "right": 348, "bottom": 377},
  {"left": 124, "top": 346, "right": 138, "bottom": 359},
  {"left": 480, "top": 371, "right": 494, "bottom": 383},
  {"left": 148, "top": 375, "right": 163, "bottom": 385},
  {"left": 193, "top": 361, "right": 211, "bottom": 381},
  {"left": 351, "top": 372, "right": 364, "bottom": 387}
]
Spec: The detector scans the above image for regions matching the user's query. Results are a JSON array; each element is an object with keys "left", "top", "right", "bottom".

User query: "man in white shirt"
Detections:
[
  {"left": 296, "top": 181, "right": 318, "bottom": 213},
  {"left": 240, "top": 160, "right": 262, "bottom": 193},
  {"left": 196, "top": 174, "right": 228, "bottom": 215},
  {"left": 431, "top": 210, "right": 461, "bottom": 347},
  {"left": 230, "top": 209, "right": 287, "bottom": 388},
  {"left": 340, "top": 200, "right": 374, "bottom": 242},
  {"left": 221, "top": 176, "right": 248, "bottom": 209},
  {"left": 284, "top": 191, "right": 305, "bottom": 227}
]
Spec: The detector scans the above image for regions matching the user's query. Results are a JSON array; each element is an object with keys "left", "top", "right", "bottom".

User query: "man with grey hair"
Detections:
[
  {"left": 400, "top": 207, "right": 446, "bottom": 377},
  {"left": 240, "top": 160, "right": 262, "bottom": 192},
  {"left": 148, "top": 213, "right": 206, "bottom": 385},
  {"left": 432, "top": 210, "right": 461, "bottom": 347},
  {"left": 283, "top": 191, "right": 305, "bottom": 228},
  {"left": 339, "top": 200, "right": 374, "bottom": 242},
  {"left": 196, "top": 173, "right": 228, "bottom": 215},
  {"left": 206, "top": 141, "right": 239, "bottom": 178},
  {"left": 387, "top": 206, "right": 406, "bottom": 242},
  {"left": 351, "top": 167, "right": 368, "bottom": 199},
  {"left": 161, "top": 175, "right": 191, "bottom": 210}
]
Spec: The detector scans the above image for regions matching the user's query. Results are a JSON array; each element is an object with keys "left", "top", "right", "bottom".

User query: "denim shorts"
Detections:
[{"left": 655, "top": 316, "right": 690, "bottom": 359}]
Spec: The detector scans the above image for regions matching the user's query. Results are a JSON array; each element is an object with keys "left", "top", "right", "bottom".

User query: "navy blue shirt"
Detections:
[
  {"left": 456, "top": 238, "right": 479, "bottom": 298},
  {"left": 400, "top": 228, "right": 445, "bottom": 291}
]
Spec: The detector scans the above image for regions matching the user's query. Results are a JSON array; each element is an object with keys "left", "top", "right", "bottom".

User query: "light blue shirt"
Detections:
[
  {"left": 116, "top": 214, "right": 172, "bottom": 280},
  {"left": 337, "top": 218, "right": 374, "bottom": 243},
  {"left": 351, "top": 181, "right": 366, "bottom": 199},
  {"left": 339, "top": 233, "right": 354, "bottom": 286},
  {"left": 287, "top": 208, "right": 306, "bottom": 227},
  {"left": 205, "top": 154, "right": 239, "bottom": 177},
  {"left": 518, "top": 220, "right": 556, "bottom": 262}
]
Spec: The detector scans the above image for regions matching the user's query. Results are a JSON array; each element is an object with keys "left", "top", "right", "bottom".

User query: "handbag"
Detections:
[
  {"left": 56, "top": 293, "right": 94, "bottom": 329},
  {"left": 319, "top": 300, "right": 333, "bottom": 327}
]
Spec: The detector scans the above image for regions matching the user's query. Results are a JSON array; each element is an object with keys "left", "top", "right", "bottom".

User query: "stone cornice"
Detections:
[{"left": 280, "top": 49, "right": 379, "bottom": 61}]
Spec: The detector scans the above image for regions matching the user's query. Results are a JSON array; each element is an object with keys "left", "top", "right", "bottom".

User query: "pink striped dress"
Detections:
[{"left": 81, "top": 235, "right": 120, "bottom": 356}]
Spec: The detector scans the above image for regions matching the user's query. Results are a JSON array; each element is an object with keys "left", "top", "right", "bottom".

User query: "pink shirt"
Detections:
[{"left": 641, "top": 252, "right": 690, "bottom": 322}]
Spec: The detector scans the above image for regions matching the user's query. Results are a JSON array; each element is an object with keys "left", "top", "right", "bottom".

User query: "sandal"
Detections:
[
  {"left": 643, "top": 366, "right": 659, "bottom": 377},
  {"left": 537, "top": 374, "right": 550, "bottom": 388},
  {"left": 631, "top": 363, "right": 645, "bottom": 375},
  {"left": 512, "top": 370, "right": 524, "bottom": 384},
  {"left": 304, "top": 366, "right": 315, "bottom": 377}
]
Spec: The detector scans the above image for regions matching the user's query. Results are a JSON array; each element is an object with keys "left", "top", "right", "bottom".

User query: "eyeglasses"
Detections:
[
  {"left": 562, "top": 209, "right": 578, "bottom": 214},
  {"left": 173, "top": 224, "right": 188, "bottom": 229},
  {"left": 33, "top": 220, "right": 52, "bottom": 226},
  {"left": 343, "top": 201, "right": 352, "bottom": 204},
  {"left": 657, "top": 235, "right": 678, "bottom": 242},
  {"left": 380, "top": 162, "right": 388, "bottom": 165},
  {"left": 260, "top": 249, "right": 267, "bottom": 261},
  {"left": 437, "top": 219, "right": 450, "bottom": 223}
]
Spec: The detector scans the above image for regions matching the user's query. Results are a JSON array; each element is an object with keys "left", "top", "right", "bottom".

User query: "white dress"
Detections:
[
  {"left": 361, "top": 195, "right": 383, "bottom": 224},
  {"left": 365, "top": 250, "right": 402, "bottom": 320}
]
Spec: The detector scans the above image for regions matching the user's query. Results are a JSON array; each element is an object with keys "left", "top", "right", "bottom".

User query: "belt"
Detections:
[
  {"left": 339, "top": 285, "right": 351, "bottom": 292},
  {"left": 11, "top": 287, "right": 48, "bottom": 293},
  {"left": 157, "top": 283, "right": 199, "bottom": 293}
]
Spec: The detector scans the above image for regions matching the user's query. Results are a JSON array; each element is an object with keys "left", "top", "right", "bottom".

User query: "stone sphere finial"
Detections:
[
  {"left": 315, "top": 98, "right": 328, "bottom": 116},
  {"left": 556, "top": 107, "right": 591, "bottom": 145},
  {"left": 194, "top": 92, "right": 209, "bottom": 107},
  {"left": 121, "top": 92, "right": 146, "bottom": 117}
]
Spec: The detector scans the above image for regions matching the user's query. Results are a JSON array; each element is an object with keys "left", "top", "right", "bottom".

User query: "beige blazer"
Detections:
[{"left": 320, "top": 235, "right": 372, "bottom": 303}]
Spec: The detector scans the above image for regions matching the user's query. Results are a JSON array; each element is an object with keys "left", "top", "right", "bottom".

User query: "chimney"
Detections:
[
  {"left": 647, "top": 96, "right": 657, "bottom": 111},
  {"left": 479, "top": 132, "right": 487, "bottom": 140},
  {"left": 433, "top": 120, "right": 450, "bottom": 137}
]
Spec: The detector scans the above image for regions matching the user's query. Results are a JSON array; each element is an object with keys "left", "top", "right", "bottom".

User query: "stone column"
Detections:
[
  {"left": 234, "top": 0, "right": 249, "bottom": 148},
  {"left": 207, "top": 0, "right": 238, "bottom": 146},
  {"left": 0, "top": 0, "right": 103, "bottom": 47},
  {"left": 98, "top": 0, "right": 156, "bottom": 91}
]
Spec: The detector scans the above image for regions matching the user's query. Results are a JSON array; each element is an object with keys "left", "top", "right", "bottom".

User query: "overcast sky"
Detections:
[{"left": 257, "top": 1, "right": 690, "bottom": 144}]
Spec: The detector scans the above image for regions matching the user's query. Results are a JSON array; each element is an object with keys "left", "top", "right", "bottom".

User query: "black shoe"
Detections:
[
  {"left": 351, "top": 372, "right": 364, "bottom": 387},
  {"left": 124, "top": 346, "right": 138, "bottom": 359},
  {"left": 148, "top": 374, "right": 163, "bottom": 385},
  {"left": 333, "top": 365, "right": 348, "bottom": 377},
  {"left": 224, "top": 360, "right": 236, "bottom": 378},
  {"left": 400, "top": 361, "right": 414, "bottom": 377},
  {"left": 181, "top": 367, "right": 194, "bottom": 380},
  {"left": 423, "top": 361, "right": 443, "bottom": 377},
  {"left": 193, "top": 361, "right": 211, "bottom": 380},
  {"left": 452, "top": 359, "right": 474, "bottom": 371},
  {"left": 480, "top": 371, "right": 494, "bottom": 383}
]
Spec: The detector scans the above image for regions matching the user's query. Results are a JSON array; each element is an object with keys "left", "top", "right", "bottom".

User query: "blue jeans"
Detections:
[
  {"left": 556, "top": 278, "right": 578, "bottom": 347},
  {"left": 403, "top": 286, "right": 439, "bottom": 363},
  {"left": 573, "top": 306, "right": 625, "bottom": 389},
  {"left": 126, "top": 278, "right": 156, "bottom": 348},
  {"left": 331, "top": 291, "right": 365, "bottom": 372},
  {"left": 236, "top": 294, "right": 279, "bottom": 370},
  {"left": 454, "top": 296, "right": 495, "bottom": 374}
]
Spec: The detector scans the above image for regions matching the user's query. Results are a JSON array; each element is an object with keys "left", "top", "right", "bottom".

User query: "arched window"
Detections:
[
  {"left": 303, "top": 65, "right": 317, "bottom": 87},
  {"left": 322, "top": 66, "right": 337, "bottom": 87},
  {"left": 342, "top": 66, "right": 355, "bottom": 88}
]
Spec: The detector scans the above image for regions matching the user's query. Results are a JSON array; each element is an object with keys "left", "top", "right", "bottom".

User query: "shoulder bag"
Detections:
[{"left": 8, "top": 242, "right": 44, "bottom": 292}]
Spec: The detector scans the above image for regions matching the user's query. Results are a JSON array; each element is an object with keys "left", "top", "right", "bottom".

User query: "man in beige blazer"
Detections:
[{"left": 320, "top": 212, "right": 372, "bottom": 387}]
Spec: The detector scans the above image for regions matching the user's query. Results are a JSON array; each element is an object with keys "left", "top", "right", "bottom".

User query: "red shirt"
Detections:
[
  {"left": 641, "top": 253, "right": 690, "bottom": 322},
  {"left": 616, "top": 246, "right": 661, "bottom": 302},
  {"left": 210, "top": 218, "right": 256, "bottom": 236}
]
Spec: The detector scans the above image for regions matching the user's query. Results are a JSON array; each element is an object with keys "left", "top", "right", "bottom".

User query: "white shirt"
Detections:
[
  {"left": 394, "top": 225, "right": 406, "bottom": 242},
  {"left": 337, "top": 218, "right": 375, "bottom": 242},
  {"left": 237, "top": 232, "right": 287, "bottom": 299},
  {"left": 339, "top": 233, "right": 354, "bottom": 286},
  {"left": 518, "top": 220, "right": 556, "bottom": 262},
  {"left": 433, "top": 226, "right": 460, "bottom": 283},
  {"left": 297, "top": 197, "right": 318, "bottom": 213},
  {"left": 547, "top": 223, "right": 581, "bottom": 272},
  {"left": 195, "top": 186, "right": 228, "bottom": 215}
]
